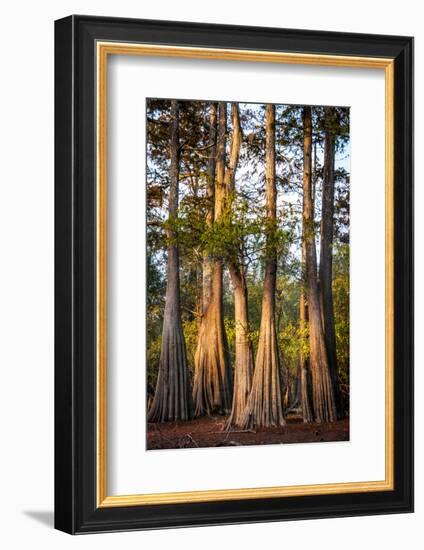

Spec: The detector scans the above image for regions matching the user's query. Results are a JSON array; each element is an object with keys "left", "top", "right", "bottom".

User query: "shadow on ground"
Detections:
[{"left": 23, "top": 510, "right": 54, "bottom": 528}]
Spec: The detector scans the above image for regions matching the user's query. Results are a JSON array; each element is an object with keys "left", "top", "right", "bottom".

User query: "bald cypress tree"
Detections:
[
  {"left": 241, "top": 104, "right": 285, "bottom": 429},
  {"left": 302, "top": 106, "right": 336, "bottom": 423},
  {"left": 201, "top": 102, "right": 217, "bottom": 314},
  {"left": 192, "top": 102, "right": 233, "bottom": 416},
  {"left": 319, "top": 106, "right": 341, "bottom": 416},
  {"left": 225, "top": 104, "right": 254, "bottom": 428},
  {"left": 300, "top": 244, "right": 313, "bottom": 423},
  {"left": 148, "top": 100, "right": 193, "bottom": 422}
]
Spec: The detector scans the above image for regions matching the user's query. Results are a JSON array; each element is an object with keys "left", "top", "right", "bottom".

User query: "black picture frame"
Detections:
[{"left": 55, "top": 14, "right": 414, "bottom": 534}]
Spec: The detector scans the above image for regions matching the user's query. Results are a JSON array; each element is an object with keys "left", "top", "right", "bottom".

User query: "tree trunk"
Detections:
[
  {"left": 202, "top": 103, "right": 217, "bottom": 313},
  {"left": 224, "top": 104, "right": 254, "bottom": 428},
  {"left": 241, "top": 104, "right": 285, "bottom": 428},
  {"left": 227, "top": 267, "right": 254, "bottom": 426},
  {"left": 148, "top": 100, "right": 193, "bottom": 422},
  {"left": 302, "top": 106, "right": 336, "bottom": 423},
  {"left": 319, "top": 106, "right": 341, "bottom": 416},
  {"left": 299, "top": 283, "right": 312, "bottom": 422},
  {"left": 193, "top": 102, "right": 233, "bottom": 416}
]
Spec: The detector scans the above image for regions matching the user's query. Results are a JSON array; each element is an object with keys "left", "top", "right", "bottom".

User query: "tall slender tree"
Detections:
[
  {"left": 193, "top": 102, "right": 233, "bottom": 416},
  {"left": 302, "top": 106, "right": 336, "bottom": 423},
  {"left": 148, "top": 100, "right": 194, "bottom": 422},
  {"left": 319, "top": 106, "right": 341, "bottom": 416},
  {"left": 241, "top": 104, "right": 285, "bottom": 428},
  {"left": 225, "top": 104, "right": 254, "bottom": 428},
  {"left": 300, "top": 242, "right": 313, "bottom": 422},
  {"left": 201, "top": 103, "right": 217, "bottom": 313}
]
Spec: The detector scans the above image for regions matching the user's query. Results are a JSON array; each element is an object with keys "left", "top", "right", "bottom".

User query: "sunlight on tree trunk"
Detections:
[
  {"left": 226, "top": 104, "right": 254, "bottom": 428},
  {"left": 302, "top": 106, "right": 336, "bottom": 424},
  {"left": 227, "top": 268, "right": 254, "bottom": 427},
  {"left": 299, "top": 284, "right": 313, "bottom": 422},
  {"left": 241, "top": 104, "right": 285, "bottom": 429},
  {"left": 193, "top": 102, "right": 233, "bottom": 416},
  {"left": 148, "top": 100, "right": 193, "bottom": 422},
  {"left": 202, "top": 103, "right": 217, "bottom": 313}
]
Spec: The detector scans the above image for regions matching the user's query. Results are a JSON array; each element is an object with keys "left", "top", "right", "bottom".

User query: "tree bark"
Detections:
[
  {"left": 302, "top": 106, "right": 336, "bottom": 423},
  {"left": 148, "top": 100, "right": 194, "bottom": 422},
  {"left": 202, "top": 103, "right": 217, "bottom": 313},
  {"left": 227, "top": 267, "right": 254, "bottom": 427},
  {"left": 241, "top": 104, "right": 285, "bottom": 428},
  {"left": 299, "top": 283, "right": 313, "bottom": 422},
  {"left": 225, "top": 104, "right": 254, "bottom": 428},
  {"left": 319, "top": 106, "right": 341, "bottom": 416},
  {"left": 193, "top": 102, "right": 233, "bottom": 416}
]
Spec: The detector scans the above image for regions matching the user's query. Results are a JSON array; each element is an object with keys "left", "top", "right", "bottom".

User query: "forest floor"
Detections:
[{"left": 147, "top": 414, "right": 349, "bottom": 450}]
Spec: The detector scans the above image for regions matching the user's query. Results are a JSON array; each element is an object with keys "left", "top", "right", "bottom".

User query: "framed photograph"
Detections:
[{"left": 54, "top": 15, "right": 413, "bottom": 534}]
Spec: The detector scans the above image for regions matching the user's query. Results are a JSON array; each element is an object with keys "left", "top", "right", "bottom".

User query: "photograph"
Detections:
[{"left": 146, "top": 98, "right": 350, "bottom": 450}]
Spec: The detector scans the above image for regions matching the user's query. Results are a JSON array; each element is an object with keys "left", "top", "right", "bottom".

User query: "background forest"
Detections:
[{"left": 146, "top": 98, "right": 350, "bottom": 449}]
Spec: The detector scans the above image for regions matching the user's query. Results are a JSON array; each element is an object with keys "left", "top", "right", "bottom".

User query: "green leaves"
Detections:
[{"left": 333, "top": 243, "right": 350, "bottom": 394}]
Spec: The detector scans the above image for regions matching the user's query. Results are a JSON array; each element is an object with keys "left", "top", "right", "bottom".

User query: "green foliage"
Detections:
[
  {"left": 279, "top": 321, "right": 301, "bottom": 371},
  {"left": 333, "top": 243, "right": 350, "bottom": 402},
  {"left": 224, "top": 317, "right": 236, "bottom": 366},
  {"left": 182, "top": 318, "right": 199, "bottom": 375},
  {"left": 146, "top": 253, "right": 165, "bottom": 396},
  {"left": 146, "top": 334, "right": 161, "bottom": 396},
  {"left": 276, "top": 274, "right": 304, "bottom": 377}
]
